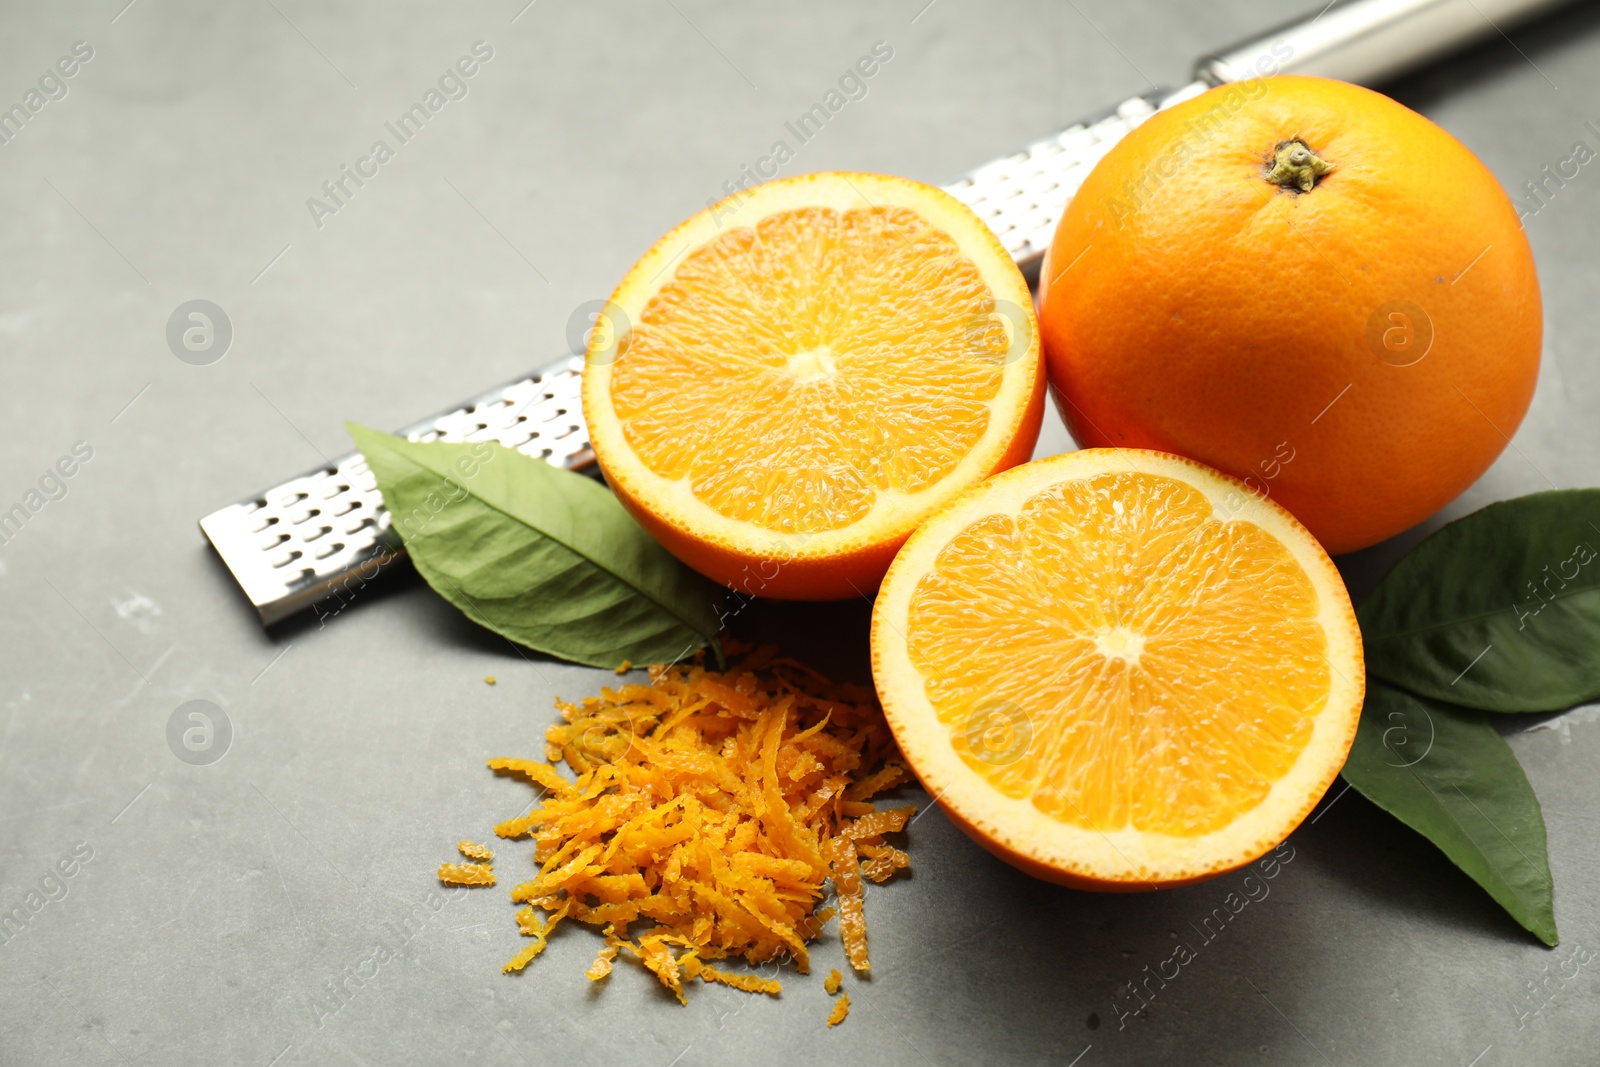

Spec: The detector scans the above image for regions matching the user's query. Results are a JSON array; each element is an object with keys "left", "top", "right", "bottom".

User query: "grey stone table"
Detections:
[{"left": 2, "top": 1, "right": 1597, "bottom": 1064}]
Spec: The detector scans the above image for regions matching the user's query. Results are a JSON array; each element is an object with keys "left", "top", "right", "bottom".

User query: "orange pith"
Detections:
[
  {"left": 584, "top": 171, "right": 1045, "bottom": 601},
  {"left": 613, "top": 206, "right": 1005, "bottom": 534},
  {"left": 872, "top": 449, "right": 1364, "bottom": 888},
  {"left": 907, "top": 471, "right": 1325, "bottom": 838}
]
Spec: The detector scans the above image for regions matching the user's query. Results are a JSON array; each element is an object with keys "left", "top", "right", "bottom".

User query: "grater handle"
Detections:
[{"left": 1199, "top": 0, "right": 1574, "bottom": 86}]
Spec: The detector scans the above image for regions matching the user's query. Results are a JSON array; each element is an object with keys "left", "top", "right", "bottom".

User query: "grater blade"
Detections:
[
  {"left": 200, "top": 358, "right": 591, "bottom": 626},
  {"left": 944, "top": 87, "right": 1205, "bottom": 276},
  {"left": 200, "top": 86, "right": 1202, "bottom": 625}
]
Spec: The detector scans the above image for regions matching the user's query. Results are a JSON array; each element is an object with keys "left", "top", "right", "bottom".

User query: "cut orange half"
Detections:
[
  {"left": 871, "top": 449, "right": 1363, "bottom": 888},
  {"left": 582, "top": 171, "right": 1046, "bottom": 600}
]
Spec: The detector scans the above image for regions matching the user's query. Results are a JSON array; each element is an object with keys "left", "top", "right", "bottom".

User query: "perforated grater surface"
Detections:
[
  {"left": 201, "top": 0, "right": 1573, "bottom": 625},
  {"left": 200, "top": 359, "right": 591, "bottom": 625}
]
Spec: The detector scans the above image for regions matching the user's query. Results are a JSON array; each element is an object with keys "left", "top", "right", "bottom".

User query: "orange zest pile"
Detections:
[{"left": 465, "top": 643, "right": 913, "bottom": 1003}]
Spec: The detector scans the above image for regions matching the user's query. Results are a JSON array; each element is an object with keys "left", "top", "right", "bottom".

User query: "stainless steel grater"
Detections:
[{"left": 201, "top": 0, "right": 1571, "bottom": 625}]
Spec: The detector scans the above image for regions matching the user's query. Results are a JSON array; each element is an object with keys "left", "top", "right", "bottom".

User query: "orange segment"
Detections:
[
  {"left": 873, "top": 449, "right": 1363, "bottom": 888},
  {"left": 584, "top": 172, "right": 1045, "bottom": 600}
]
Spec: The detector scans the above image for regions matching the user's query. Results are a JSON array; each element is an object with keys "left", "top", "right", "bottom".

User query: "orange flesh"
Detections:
[
  {"left": 611, "top": 206, "right": 1012, "bottom": 534},
  {"left": 905, "top": 471, "right": 1329, "bottom": 837}
]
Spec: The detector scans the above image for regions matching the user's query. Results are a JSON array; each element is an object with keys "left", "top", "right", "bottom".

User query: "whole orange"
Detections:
[{"left": 1038, "top": 75, "right": 1541, "bottom": 555}]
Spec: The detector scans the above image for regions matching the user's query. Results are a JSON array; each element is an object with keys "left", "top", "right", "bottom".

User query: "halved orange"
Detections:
[
  {"left": 582, "top": 171, "right": 1045, "bottom": 600},
  {"left": 871, "top": 449, "right": 1363, "bottom": 888}
]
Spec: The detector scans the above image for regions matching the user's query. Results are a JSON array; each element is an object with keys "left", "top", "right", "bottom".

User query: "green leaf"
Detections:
[
  {"left": 1341, "top": 681, "right": 1556, "bottom": 945},
  {"left": 1358, "top": 489, "right": 1600, "bottom": 712},
  {"left": 348, "top": 424, "right": 723, "bottom": 669}
]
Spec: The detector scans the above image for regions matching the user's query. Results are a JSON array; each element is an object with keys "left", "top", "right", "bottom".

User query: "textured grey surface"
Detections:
[{"left": 2, "top": 2, "right": 1598, "bottom": 1065}]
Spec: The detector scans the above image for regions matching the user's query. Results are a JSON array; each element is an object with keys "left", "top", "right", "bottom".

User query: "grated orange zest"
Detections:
[
  {"left": 696, "top": 963, "right": 782, "bottom": 997},
  {"left": 632, "top": 933, "right": 688, "bottom": 1004},
  {"left": 826, "top": 835, "right": 870, "bottom": 974},
  {"left": 824, "top": 968, "right": 842, "bottom": 995},
  {"left": 503, "top": 901, "right": 569, "bottom": 973},
  {"left": 843, "top": 805, "right": 915, "bottom": 840},
  {"left": 458, "top": 840, "right": 494, "bottom": 862},
  {"left": 828, "top": 991, "right": 851, "bottom": 1027},
  {"left": 438, "top": 862, "right": 495, "bottom": 887},
  {"left": 479, "top": 643, "right": 910, "bottom": 1001},
  {"left": 844, "top": 764, "right": 909, "bottom": 803},
  {"left": 586, "top": 928, "right": 624, "bottom": 981},
  {"left": 858, "top": 842, "right": 911, "bottom": 883},
  {"left": 487, "top": 757, "right": 567, "bottom": 793}
]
